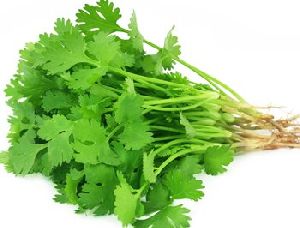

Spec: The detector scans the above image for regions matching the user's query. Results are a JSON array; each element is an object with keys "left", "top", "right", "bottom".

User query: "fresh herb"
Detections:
[{"left": 1, "top": 0, "right": 299, "bottom": 227}]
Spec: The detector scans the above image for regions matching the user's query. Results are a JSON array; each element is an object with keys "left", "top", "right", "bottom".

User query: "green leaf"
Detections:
[
  {"left": 134, "top": 205, "right": 191, "bottom": 228},
  {"left": 64, "top": 67, "right": 108, "bottom": 90},
  {"left": 9, "top": 129, "right": 47, "bottom": 175},
  {"left": 161, "top": 28, "right": 181, "bottom": 70},
  {"left": 180, "top": 113, "right": 197, "bottom": 138},
  {"left": 143, "top": 151, "right": 157, "bottom": 183},
  {"left": 114, "top": 92, "right": 153, "bottom": 150},
  {"left": 42, "top": 90, "right": 75, "bottom": 112},
  {"left": 128, "top": 11, "right": 144, "bottom": 53},
  {"left": 177, "top": 155, "right": 203, "bottom": 175},
  {"left": 204, "top": 145, "right": 234, "bottom": 175},
  {"left": 144, "top": 183, "right": 171, "bottom": 213},
  {"left": 0, "top": 152, "right": 9, "bottom": 165},
  {"left": 114, "top": 172, "right": 140, "bottom": 225},
  {"left": 38, "top": 115, "right": 73, "bottom": 141},
  {"left": 64, "top": 168, "right": 84, "bottom": 204},
  {"left": 79, "top": 164, "right": 118, "bottom": 215},
  {"left": 163, "top": 169, "right": 204, "bottom": 201},
  {"left": 72, "top": 119, "right": 119, "bottom": 165},
  {"left": 87, "top": 32, "right": 134, "bottom": 68},
  {"left": 76, "top": 0, "right": 122, "bottom": 38},
  {"left": 114, "top": 92, "right": 144, "bottom": 123},
  {"left": 48, "top": 131, "right": 74, "bottom": 167},
  {"left": 38, "top": 19, "right": 87, "bottom": 74},
  {"left": 119, "top": 121, "right": 153, "bottom": 150},
  {"left": 78, "top": 183, "right": 103, "bottom": 210}
]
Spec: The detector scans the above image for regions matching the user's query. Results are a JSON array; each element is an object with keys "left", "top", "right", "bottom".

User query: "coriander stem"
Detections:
[
  {"left": 107, "top": 125, "right": 122, "bottom": 141},
  {"left": 144, "top": 93, "right": 219, "bottom": 106},
  {"left": 150, "top": 126, "right": 184, "bottom": 133},
  {"left": 143, "top": 39, "right": 245, "bottom": 102},
  {"left": 108, "top": 67, "right": 190, "bottom": 89},
  {"left": 152, "top": 135, "right": 183, "bottom": 142},
  {"left": 143, "top": 101, "right": 214, "bottom": 112},
  {"left": 154, "top": 148, "right": 206, "bottom": 176}
]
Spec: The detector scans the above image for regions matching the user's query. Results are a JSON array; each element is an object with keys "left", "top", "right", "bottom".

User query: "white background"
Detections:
[{"left": 1, "top": 0, "right": 300, "bottom": 227}]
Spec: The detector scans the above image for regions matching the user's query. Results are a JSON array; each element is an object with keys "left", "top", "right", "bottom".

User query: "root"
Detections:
[{"left": 236, "top": 113, "right": 300, "bottom": 152}]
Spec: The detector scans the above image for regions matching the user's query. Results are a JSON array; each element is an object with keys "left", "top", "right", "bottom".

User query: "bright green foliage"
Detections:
[
  {"left": 143, "top": 151, "right": 157, "bottom": 183},
  {"left": 2, "top": 1, "right": 239, "bottom": 227},
  {"left": 72, "top": 119, "right": 119, "bottom": 165},
  {"left": 163, "top": 169, "right": 204, "bottom": 201},
  {"left": 38, "top": 19, "right": 88, "bottom": 74},
  {"left": 64, "top": 67, "right": 108, "bottom": 90},
  {"left": 78, "top": 164, "right": 118, "bottom": 215},
  {"left": 128, "top": 12, "right": 144, "bottom": 53},
  {"left": 114, "top": 84, "right": 153, "bottom": 150},
  {"left": 42, "top": 90, "right": 75, "bottom": 112},
  {"left": 65, "top": 169, "right": 84, "bottom": 204},
  {"left": 134, "top": 205, "right": 191, "bottom": 228},
  {"left": 160, "top": 28, "right": 181, "bottom": 70},
  {"left": 9, "top": 129, "right": 47, "bottom": 175},
  {"left": 180, "top": 113, "right": 197, "bottom": 138},
  {"left": 163, "top": 156, "right": 204, "bottom": 201},
  {"left": 204, "top": 145, "right": 234, "bottom": 175},
  {"left": 114, "top": 172, "right": 141, "bottom": 225},
  {"left": 38, "top": 115, "right": 73, "bottom": 141},
  {"left": 144, "top": 182, "right": 171, "bottom": 213},
  {"left": 77, "top": 0, "right": 122, "bottom": 38}
]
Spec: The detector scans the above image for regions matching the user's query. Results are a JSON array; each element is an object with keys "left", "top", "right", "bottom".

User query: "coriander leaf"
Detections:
[
  {"left": 134, "top": 205, "right": 191, "bottom": 228},
  {"left": 0, "top": 152, "right": 9, "bottom": 165},
  {"left": 78, "top": 183, "right": 103, "bottom": 210},
  {"left": 42, "top": 90, "right": 75, "bottom": 112},
  {"left": 69, "top": 94, "right": 112, "bottom": 120},
  {"left": 65, "top": 169, "right": 84, "bottom": 204},
  {"left": 163, "top": 169, "right": 204, "bottom": 201},
  {"left": 79, "top": 164, "right": 118, "bottom": 215},
  {"left": 63, "top": 67, "right": 108, "bottom": 90},
  {"left": 48, "top": 131, "right": 73, "bottom": 167},
  {"left": 143, "top": 150, "right": 157, "bottom": 183},
  {"left": 177, "top": 155, "right": 203, "bottom": 175},
  {"left": 9, "top": 129, "right": 47, "bottom": 175},
  {"left": 119, "top": 121, "right": 153, "bottom": 150},
  {"left": 114, "top": 91, "right": 153, "bottom": 150},
  {"left": 144, "top": 182, "right": 171, "bottom": 214},
  {"left": 114, "top": 172, "right": 140, "bottom": 225},
  {"left": 204, "top": 145, "right": 234, "bottom": 175},
  {"left": 112, "top": 142, "right": 144, "bottom": 184},
  {"left": 114, "top": 92, "right": 144, "bottom": 123},
  {"left": 128, "top": 11, "right": 144, "bottom": 53},
  {"left": 39, "top": 18, "right": 87, "bottom": 74},
  {"left": 140, "top": 54, "right": 162, "bottom": 74},
  {"left": 7, "top": 101, "right": 36, "bottom": 143},
  {"left": 37, "top": 115, "right": 74, "bottom": 168},
  {"left": 87, "top": 32, "right": 134, "bottom": 68},
  {"left": 72, "top": 119, "right": 119, "bottom": 165},
  {"left": 161, "top": 28, "right": 181, "bottom": 70},
  {"left": 38, "top": 115, "right": 73, "bottom": 141},
  {"left": 180, "top": 113, "right": 197, "bottom": 138},
  {"left": 76, "top": 0, "right": 122, "bottom": 38},
  {"left": 90, "top": 84, "right": 118, "bottom": 98}
]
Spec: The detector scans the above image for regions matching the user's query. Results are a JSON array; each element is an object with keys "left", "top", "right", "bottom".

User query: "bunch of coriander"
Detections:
[{"left": 1, "top": 0, "right": 299, "bottom": 227}]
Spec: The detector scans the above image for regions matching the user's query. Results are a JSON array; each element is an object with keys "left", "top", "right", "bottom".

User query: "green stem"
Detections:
[
  {"left": 154, "top": 147, "right": 206, "bottom": 176},
  {"left": 153, "top": 135, "right": 183, "bottom": 142},
  {"left": 150, "top": 126, "right": 184, "bottom": 133},
  {"left": 107, "top": 125, "right": 122, "bottom": 141},
  {"left": 174, "top": 58, "right": 246, "bottom": 102},
  {"left": 144, "top": 93, "right": 219, "bottom": 106},
  {"left": 143, "top": 100, "right": 214, "bottom": 112},
  {"left": 142, "top": 39, "right": 246, "bottom": 102},
  {"left": 109, "top": 67, "right": 189, "bottom": 89}
]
